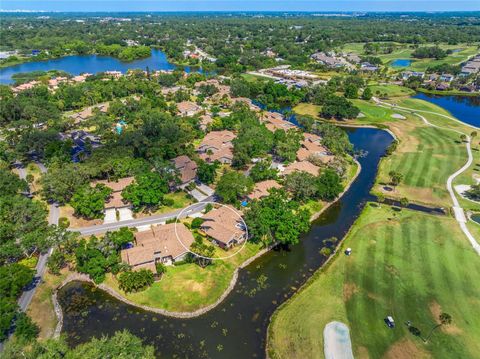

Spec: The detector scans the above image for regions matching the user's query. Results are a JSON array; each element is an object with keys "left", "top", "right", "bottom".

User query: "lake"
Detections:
[
  {"left": 413, "top": 93, "right": 480, "bottom": 127},
  {"left": 0, "top": 49, "right": 202, "bottom": 84},
  {"left": 58, "top": 127, "right": 394, "bottom": 359},
  {"left": 391, "top": 59, "right": 412, "bottom": 67}
]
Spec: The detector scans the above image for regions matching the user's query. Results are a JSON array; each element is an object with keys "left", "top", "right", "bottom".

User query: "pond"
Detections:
[
  {"left": 413, "top": 93, "right": 480, "bottom": 127},
  {"left": 471, "top": 214, "right": 480, "bottom": 225},
  {"left": 58, "top": 127, "right": 394, "bottom": 359},
  {"left": 390, "top": 59, "right": 412, "bottom": 67},
  {"left": 0, "top": 49, "right": 202, "bottom": 84}
]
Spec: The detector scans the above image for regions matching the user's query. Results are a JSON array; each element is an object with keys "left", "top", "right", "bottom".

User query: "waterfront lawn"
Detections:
[
  {"left": 268, "top": 205, "right": 480, "bottom": 359},
  {"left": 28, "top": 269, "right": 71, "bottom": 339},
  {"left": 293, "top": 103, "right": 322, "bottom": 118},
  {"left": 103, "top": 241, "right": 262, "bottom": 312}
]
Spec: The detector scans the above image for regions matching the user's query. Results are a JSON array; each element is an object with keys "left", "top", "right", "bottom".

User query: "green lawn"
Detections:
[
  {"left": 269, "top": 204, "right": 480, "bottom": 359},
  {"left": 104, "top": 242, "right": 262, "bottom": 312},
  {"left": 151, "top": 191, "right": 195, "bottom": 215},
  {"left": 293, "top": 103, "right": 322, "bottom": 118},
  {"left": 368, "top": 84, "right": 415, "bottom": 98}
]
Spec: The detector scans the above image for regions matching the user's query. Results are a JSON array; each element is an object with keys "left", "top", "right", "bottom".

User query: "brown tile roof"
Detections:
[
  {"left": 133, "top": 223, "right": 194, "bottom": 260},
  {"left": 200, "top": 206, "right": 245, "bottom": 246},
  {"left": 177, "top": 101, "right": 201, "bottom": 115},
  {"left": 120, "top": 246, "right": 157, "bottom": 273},
  {"left": 93, "top": 177, "right": 134, "bottom": 192},
  {"left": 121, "top": 223, "right": 195, "bottom": 271},
  {"left": 172, "top": 155, "right": 197, "bottom": 184},
  {"left": 248, "top": 180, "right": 282, "bottom": 200},
  {"left": 261, "top": 112, "right": 296, "bottom": 132},
  {"left": 197, "top": 130, "right": 236, "bottom": 162},
  {"left": 283, "top": 161, "right": 320, "bottom": 177},
  {"left": 199, "top": 114, "right": 213, "bottom": 129},
  {"left": 296, "top": 133, "right": 332, "bottom": 163}
]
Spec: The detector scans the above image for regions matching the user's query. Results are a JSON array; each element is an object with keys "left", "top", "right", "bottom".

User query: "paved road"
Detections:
[
  {"left": 374, "top": 98, "right": 480, "bottom": 255},
  {"left": 16, "top": 163, "right": 60, "bottom": 313},
  {"left": 74, "top": 197, "right": 214, "bottom": 236}
]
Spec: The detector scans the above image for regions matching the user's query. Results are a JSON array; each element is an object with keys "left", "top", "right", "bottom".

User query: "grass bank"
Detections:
[
  {"left": 103, "top": 242, "right": 262, "bottom": 312},
  {"left": 268, "top": 204, "right": 480, "bottom": 359}
]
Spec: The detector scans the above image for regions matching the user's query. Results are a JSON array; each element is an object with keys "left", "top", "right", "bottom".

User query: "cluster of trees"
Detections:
[
  {"left": 70, "top": 184, "right": 112, "bottom": 219},
  {"left": 306, "top": 83, "right": 361, "bottom": 120},
  {"left": 412, "top": 46, "right": 447, "bottom": 59},
  {"left": 0, "top": 263, "right": 36, "bottom": 341},
  {"left": 245, "top": 189, "right": 310, "bottom": 246},
  {"left": 230, "top": 79, "right": 305, "bottom": 110},
  {"left": 96, "top": 44, "right": 151, "bottom": 61},
  {"left": 118, "top": 269, "right": 155, "bottom": 293},
  {"left": 284, "top": 169, "right": 344, "bottom": 202},
  {"left": 2, "top": 330, "right": 155, "bottom": 359},
  {"left": 122, "top": 172, "right": 170, "bottom": 212},
  {"left": 216, "top": 171, "right": 254, "bottom": 204}
]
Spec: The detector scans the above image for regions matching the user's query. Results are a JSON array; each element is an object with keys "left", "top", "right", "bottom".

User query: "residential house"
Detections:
[
  {"left": 12, "top": 80, "right": 40, "bottom": 93},
  {"left": 439, "top": 74, "right": 455, "bottom": 82},
  {"left": 172, "top": 155, "right": 198, "bottom": 187},
  {"left": 200, "top": 206, "right": 246, "bottom": 249},
  {"left": 92, "top": 177, "right": 134, "bottom": 211},
  {"left": 199, "top": 114, "right": 214, "bottom": 131},
  {"left": 247, "top": 180, "right": 282, "bottom": 200},
  {"left": 401, "top": 71, "right": 425, "bottom": 80},
  {"left": 177, "top": 101, "right": 202, "bottom": 117},
  {"left": 69, "top": 103, "right": 110, "bottom": 123},
  {"left": 197, "top": 130, "right": 236, "bottom": 164},
  {"left": 121, "top": 223, "right": 195, "bottom": 271},
  {"left": 283, "top": 161, "right": 320, "bottom": 177},
  {"left": 71, "top": 73, "right": 92, "bottom": 83},
  {"left": 261, "top": 112, "right": 296, "bottom": 132},
  {"left": 311, "top": 52, "right": 344, "bottom": 68},
  {"left": 360, "top": 62, "right": 379, "bottom": 72},
  {"left": 296, "top": 133, "right": 334, "bottom": 164}
]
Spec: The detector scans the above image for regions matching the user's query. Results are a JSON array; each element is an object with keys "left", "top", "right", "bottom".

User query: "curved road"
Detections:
[{"left": 374, "top": 98, "right": 480, "bottom": 255}]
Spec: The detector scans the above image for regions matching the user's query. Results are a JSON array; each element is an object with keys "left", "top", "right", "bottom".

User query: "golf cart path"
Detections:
[{"left": 374, "top": 98, "right": 480, "bottom": 255}]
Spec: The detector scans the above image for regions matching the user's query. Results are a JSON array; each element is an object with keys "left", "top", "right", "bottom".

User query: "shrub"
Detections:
[
  {"left": 118, "top": 269, "right": 154, "bottom": 293},
  {"left": 191, "top": 217, "right": 204, "bottom": 229}
]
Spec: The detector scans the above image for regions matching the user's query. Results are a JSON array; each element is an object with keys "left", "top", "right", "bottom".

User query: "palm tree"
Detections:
[{"left": 424, "top": 312, "right": 452, "bottom": 342}]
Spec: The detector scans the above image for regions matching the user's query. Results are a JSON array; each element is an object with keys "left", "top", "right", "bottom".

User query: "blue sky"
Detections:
[{"left": 1, "top": 1, "right": 479, "bottom": 12}]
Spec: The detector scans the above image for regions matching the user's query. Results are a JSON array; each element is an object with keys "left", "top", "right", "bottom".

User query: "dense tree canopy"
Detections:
[{"left": 245, "top": 189, "right": 310, "bottom": 246}]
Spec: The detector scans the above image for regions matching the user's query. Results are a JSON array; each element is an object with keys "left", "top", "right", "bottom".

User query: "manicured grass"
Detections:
[
  {"left": 293, "top": 103, "right": 322, "bottom": 118},
  {"left": 269, "top": 204, "right": 480, "bottom": 359},
  {"left": 241, "top": 73, "right": 271, "bottom": 82},
  {"left": 104, "top": 242, "right": 262, "bottom": 312},
  {"left": 377, "top": 123, "right": 465, "bottom": 206},
  {"left": 368, "top": 84, "right": 415, "bottom": 98},
  {"left": 152, "top": 191, "right": 195, "bottom": 215}
]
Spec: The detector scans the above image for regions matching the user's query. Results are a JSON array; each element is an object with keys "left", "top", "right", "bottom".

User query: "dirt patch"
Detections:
[
  {"left": 388, "top": 121, "right": 421, "bottom": 153},
  {"left": 60, "top": 205, "right": 102, "bottom": 229},
  {"left": 182, "top": 280, "right": 206, "bottom": 295},
  {"left": 343, "top": 282, "right": 359, "bottom": 301},
  {"left": 429, "top": 301, "right": 462, "bottom": 335},
  {"left": 383, "top": 338, "right": 431, "bottom": 359}
]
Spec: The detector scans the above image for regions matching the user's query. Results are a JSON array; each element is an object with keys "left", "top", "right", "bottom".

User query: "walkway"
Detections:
[{"left": 374, "top": 98, "right": 480, "bottom": 255}]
